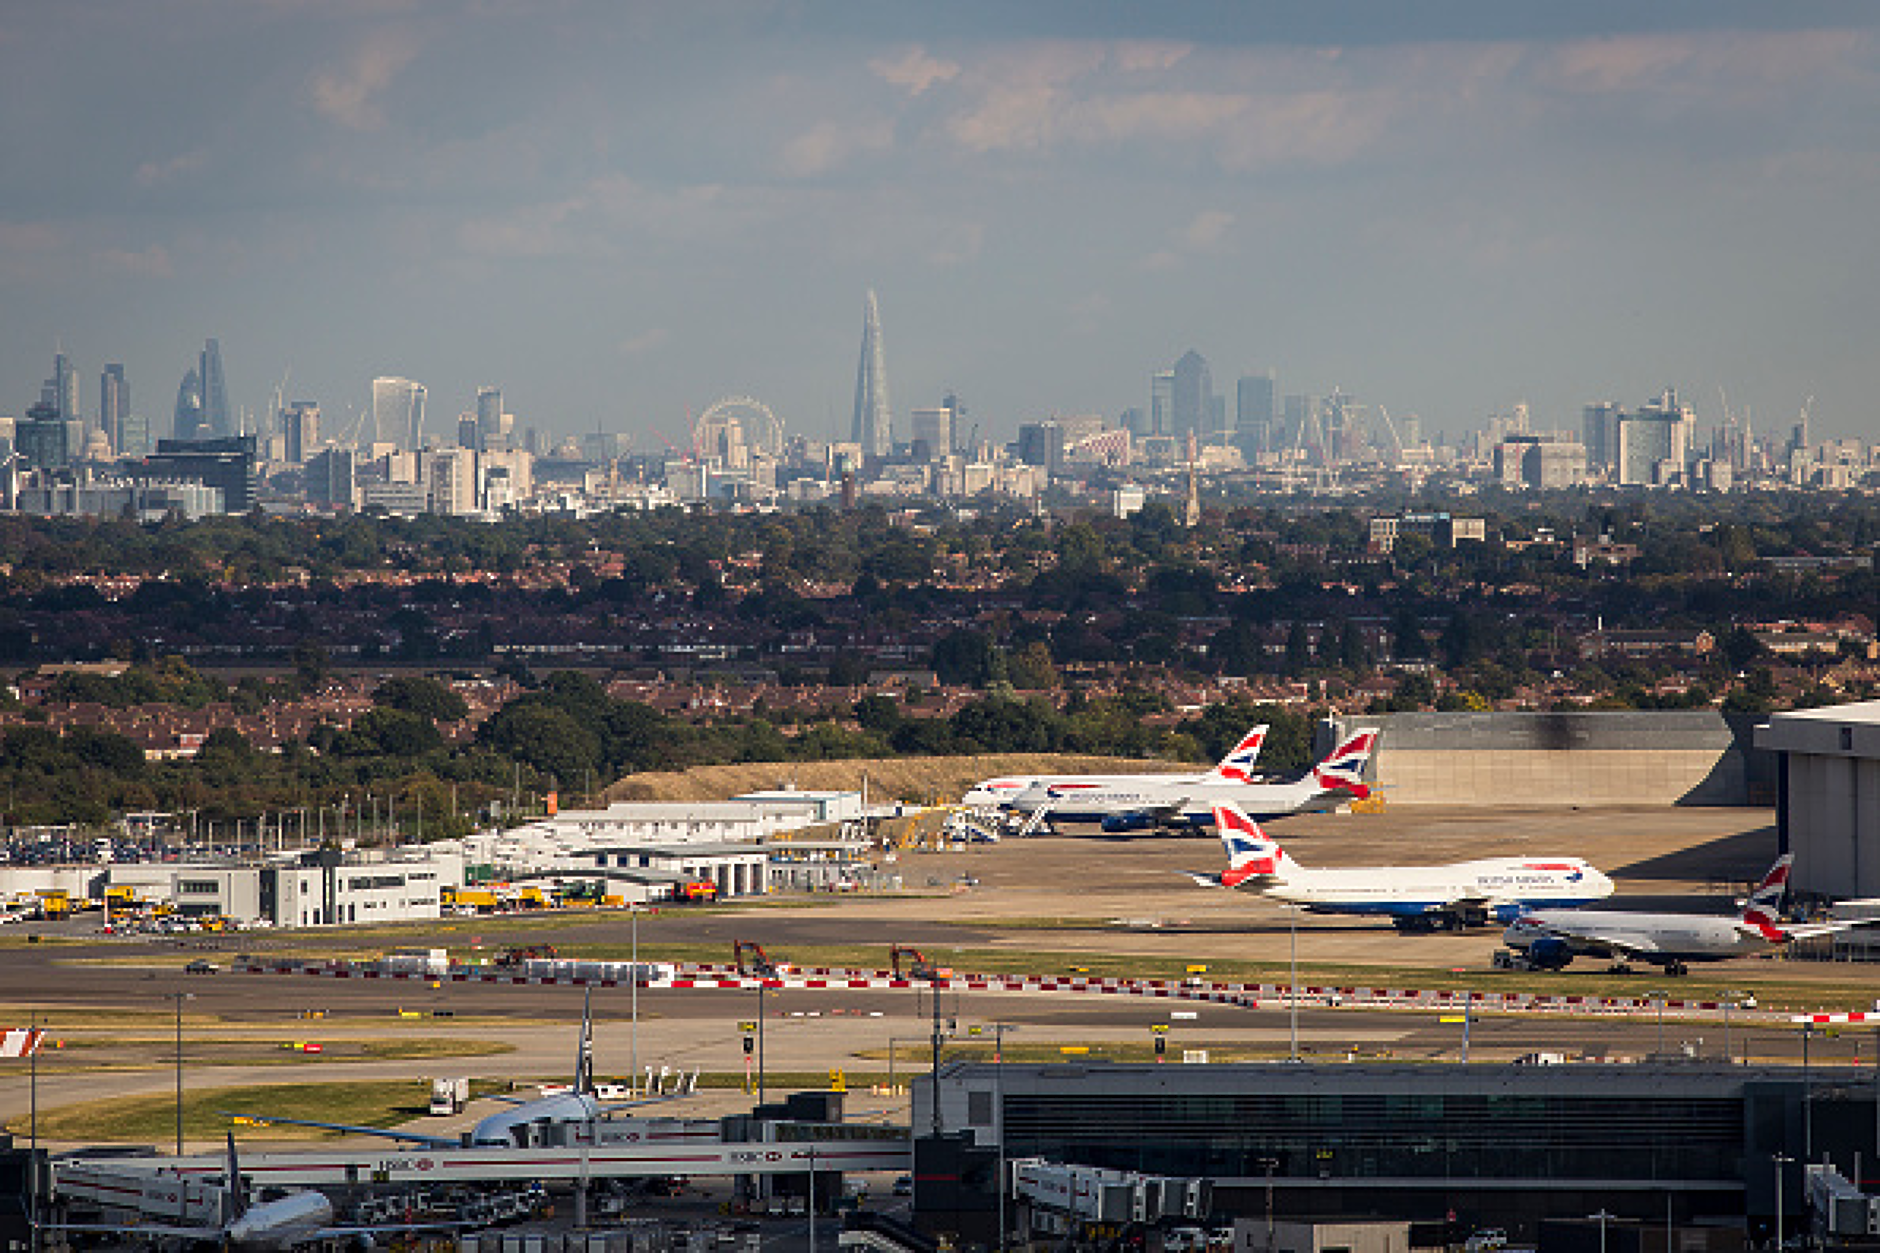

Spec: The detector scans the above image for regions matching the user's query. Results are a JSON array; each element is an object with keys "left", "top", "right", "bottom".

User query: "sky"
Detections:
[{"left": 5, "top": 1, "right": 1880, "bottom": 452}]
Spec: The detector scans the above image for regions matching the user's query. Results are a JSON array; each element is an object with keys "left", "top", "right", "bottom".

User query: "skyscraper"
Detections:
[
  {"left": 199, "top": 339, "right": 232, "bottom": 437},
  {"left": 1236, "top": 371, "right": 1275, "bottom": 457},
  {"left": 282, "top": 402, "right": 320, "bottom": 464},
  {"left": 1171, "top": 350, "right": 1212, "bottom": 444},
  {"left": 99, "top": 364, "right": 128, "bottom": 455},
  {"left": 851, "top": 290, "right": 892, "bottom": 458},
  {"left": 476, "top": 386, "right": 509, "bottom": 451},
  {"left": 49, "top": 351, "right": 79, "bottom": 425},
  {"left": 173, "top": 367, "right": 205, "bottom": 441},
  {"left": 1150, "top": 371, "right": 1174, "bottom": 437},
  {"left": 371, "top": 377, "right": 427, "bottom": 450}
]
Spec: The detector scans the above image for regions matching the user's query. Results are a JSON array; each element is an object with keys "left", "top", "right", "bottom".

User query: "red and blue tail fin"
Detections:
[
  {"left": 1312, "top": 728, "right": 1378, "bottom": 799},
  {"left": 1213, "top": 803, "right": 1282, "bottom": 887},
  {"left": 1741, "top": 854, "right": 1793, "bottom": 942},
  {"left": 1206, "top": 725, "right": 1270, "bottom": 783}
]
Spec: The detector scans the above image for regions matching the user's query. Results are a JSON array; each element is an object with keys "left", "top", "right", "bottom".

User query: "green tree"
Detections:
[{"left": 374, "top": 676, "right": 470, "bottom": 723}]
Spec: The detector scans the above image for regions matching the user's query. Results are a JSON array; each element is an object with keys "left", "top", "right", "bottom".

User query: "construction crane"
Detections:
[
  {"left": 733, "top": 940, "right": 781, "bottom": 978},
  {"left": 889, "top": 945, "right": 951, "bottom": 980}
]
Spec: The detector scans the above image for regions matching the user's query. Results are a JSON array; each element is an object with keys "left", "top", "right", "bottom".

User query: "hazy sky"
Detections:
[{"left": 5, "top": 2, "right": 1880, "bottom": 451}]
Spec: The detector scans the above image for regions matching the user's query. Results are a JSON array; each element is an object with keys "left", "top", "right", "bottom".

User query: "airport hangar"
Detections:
[
  {"left": 1756, "top": 699, "right": 1880, "bottom": 901},
  {"left": 912, "top": 1060, "right": 1873, "bottom": 1248}
]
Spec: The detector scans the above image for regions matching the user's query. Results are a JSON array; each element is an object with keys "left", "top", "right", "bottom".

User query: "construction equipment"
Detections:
[
  {"left": 733, "top": 940, "right": 780, "bottom": 978},
  {"left": 493, "top": 944, "right": 558, "bottom": 969},
  {"left": 890, "top": 945, "right": 950, "bottom": 980}
]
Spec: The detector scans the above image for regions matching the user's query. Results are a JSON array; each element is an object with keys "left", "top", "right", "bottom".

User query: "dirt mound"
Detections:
[{"left": 602, "top": 754, "right": 1202, "bottom": 804}]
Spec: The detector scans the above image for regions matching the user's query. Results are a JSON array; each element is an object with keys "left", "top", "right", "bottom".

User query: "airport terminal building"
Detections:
[{"left": 914, "top": 1060, "right": 1868, "bottom": 1246}]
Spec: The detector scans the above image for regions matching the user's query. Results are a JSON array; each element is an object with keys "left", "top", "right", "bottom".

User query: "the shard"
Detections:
[{"left": 850, "top": 289, "right": 892, "bottom": 458}]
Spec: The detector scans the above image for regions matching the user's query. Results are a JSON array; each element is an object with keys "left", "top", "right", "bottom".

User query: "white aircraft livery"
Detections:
[
  {"left": 1188, "top": 802, "right": 1614, "bottom": 931},
  {"left": 1009, "top": 727, "right": 1379, "bottom": 832},
  {"left": 959, "top": 724, "right": 1270, "bottom": 809},
  {"left": 1502, "top": 854, "right": 1874, "bottom": 976},
  {"left": 53, "top": 1133, "right": 458, "bottom": 1249}
]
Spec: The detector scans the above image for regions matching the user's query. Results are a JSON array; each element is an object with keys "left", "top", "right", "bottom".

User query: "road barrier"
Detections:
[{"left": 231, "top": 956, "right": 1795, "bottom": 1023}]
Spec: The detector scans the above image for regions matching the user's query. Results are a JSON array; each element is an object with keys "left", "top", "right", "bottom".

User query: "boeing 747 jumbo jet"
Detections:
[
  {"left": 959, "top": 724, "right": 1270, "bottom": 809},
  {"left": 1187, "top": 802, "right": 1614, "bottom": 931},
  {"left": 1501, "top": 854, "right": 1874, "bottom": 975},
  {"left": 1009, "top": 727, "right": 1379, "bottom": 833}
]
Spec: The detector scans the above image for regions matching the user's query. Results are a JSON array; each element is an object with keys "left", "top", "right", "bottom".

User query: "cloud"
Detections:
[
  {"left": 870, "top": 47, "right": 959, "bottom": 96},
  {"left": 618, "top": 328, "right": 670, "bottom": 357},
  {"left": 135, "top": 150, "right": 208, "bottom": 189},
  {"left": 778, "top": 119, "right": 895, "bottom": 178},
  {"left": 927, "top": 222, "right": 984, "bottom": 267},
  {"left": 1183, "top": 210, "right": 1233, "bottom": 249},
  {"left": 1112, "top": 42, "right": 1192, "bottom": 74},
  {"left": 311, "top": 31, "right": 419, "bottom": 130},
  {"left": 946, "top": 83, "right": 1062, "bottom": 153},
  {"left": 93, "top": 244, "right": 174, "bottom": 278}
]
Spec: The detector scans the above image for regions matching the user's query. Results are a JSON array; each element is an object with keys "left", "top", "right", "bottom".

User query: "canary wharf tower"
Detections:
[{"left": 851, "top": 289, "right": 893, "bottom": 458}]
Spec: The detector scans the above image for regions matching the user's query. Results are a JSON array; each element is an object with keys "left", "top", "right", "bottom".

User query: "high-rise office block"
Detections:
[
  {"left": 17, "top": 401, "right": 69, "bottom": 469},
  {"left": 145, "top": 435, "right": 258, "bottom": 513},
  {"left": 1171, "top": 350, "right": 1212, "bottom": 444},
  {"left": 458, "top": 413, "right": 480, "bottom": 450},
  {"left": 1150, "top": 371, "right": 1175, "bottom": 437},
  {"left": 371, "top": 377, "right": 427, "bottom": 450},
  {"left": 99, "top": 363, "right": 128, "bottom": 455},
  {"left": 174, "top": 367, "right": 206, "bottom": 441},
  {"left": 283, "top": 402, "right": 320, "bottom": 464},
  {"left": 909, "top": 406, "right": 952, "bottom": 462},
  {"left": 1616, "top": 389, "right": 1694, "bottom": 486},
  {"left": 1582, "top": 402, "right": 1621, "bottom": 479},
  {"left": 119, "top": 412, "right": 150, "bottom": 459},
  {"left": 851, "top": 290, "right": 892, "bottom": 458},
  {"left": 48, "top": 351, "right": 79, "bottom": 425},
  {"left": 476, "top": 386, "right": 510, "bottom": 451},
  {"left": 199, "top": 339, "right": 232, "bottom": 438},
  {"left": 1236, "top": 372, "right": 1275, "bottom": 456}
]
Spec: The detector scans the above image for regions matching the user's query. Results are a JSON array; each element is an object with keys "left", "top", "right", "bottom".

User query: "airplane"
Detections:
[
  {"left": 225, "top": 989, "right": 696, "bottom": 1148},
  {"left": 1186, "top": 801, "right": 1614, "bottom": 931},
  {"left": 1008, "top": 727, "right": 1379, "bottom": 833},
  {"left": 53, "top": 1132, "right": 462, "bottom": 1248},
  {"left": 1500, "top": 854, "right": 1875, "bottom": 976},
  {"left": 958, "top": 724, "right": 1270, "bottom": 809}
]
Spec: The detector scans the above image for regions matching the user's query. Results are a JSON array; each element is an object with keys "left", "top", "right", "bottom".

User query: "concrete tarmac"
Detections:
[{"left": 5, "top": 804, "right": 1872, "bottom": 1153}]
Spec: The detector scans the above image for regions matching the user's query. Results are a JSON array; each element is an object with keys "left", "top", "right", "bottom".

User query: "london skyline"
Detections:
[{"left": 4, "top": 3, "right": 1879, "bottom": 448}]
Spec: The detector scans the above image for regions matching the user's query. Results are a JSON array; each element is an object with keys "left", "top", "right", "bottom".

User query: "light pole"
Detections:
[
  {"left": 28, "top": 1010, "right": 38, "bottom": 1253},
  {"left": 1288, "top": 903, "right": 1299, "bottom": 1062},
  {"left": 167, "top": 991, "right": 194, "bottom": 1155},
  {"left": 1801, "top": 1025, "right": 1813, "bottom": 1160},
  {"left": 1772, "top": 1153, "right": 1792, "bottom": 1251},
  {"left": 1646, "top": 990, "right": 1666, "bottom": 1056},
  {"left": 1722, "top": 990, "right": 1746, "bottom": 1064},
  {"left": 1589, "top": 1209, "right": 1616, "bottom": 1253},
  {"left": 756, "top": 980, "right": 768, "bottom": 1106},
  {"left": 1257, "top": 1157, "right": 1278, "bottom": 1252},
  {"left": 630, "top": 903, "right": 640, "bottom": 1093}
]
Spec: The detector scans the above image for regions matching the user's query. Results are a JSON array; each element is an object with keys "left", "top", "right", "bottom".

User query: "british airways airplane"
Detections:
[
  {"left": 959, "top": 724, "right": 1270, "bottom": 810},
  {"left": 1008, "top": 727, "right": 1379, "bottom": 832},
  {"left": 1186, "top": 802, "right": 1614, "bottom": 931},
  {"left": 1502, "top": 854, "right": 1874, "bottom": 976}
]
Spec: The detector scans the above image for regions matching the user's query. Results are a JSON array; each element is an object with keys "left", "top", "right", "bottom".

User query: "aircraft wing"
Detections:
[
  {"left": 1778, "top": 917, "right": 1880, "bottom": 942},
  {"left": 49, "top": 1223, "right": 223, "bottom": 1240},
  {"left": 219, "top": 1112, "right": 460, "bottom": 1147},
  {"left": 1533, "top": 922, "right": 1666, "bottom": 956}
]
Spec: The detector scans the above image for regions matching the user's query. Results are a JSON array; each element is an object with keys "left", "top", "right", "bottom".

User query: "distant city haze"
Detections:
[{"left": 4, "top": 3, "right": 1878, "bottom": 447}]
